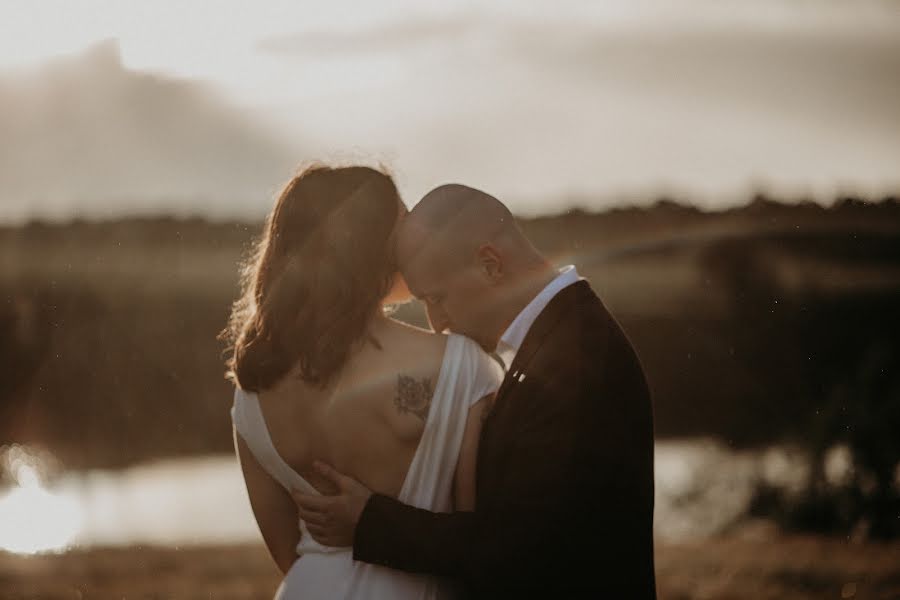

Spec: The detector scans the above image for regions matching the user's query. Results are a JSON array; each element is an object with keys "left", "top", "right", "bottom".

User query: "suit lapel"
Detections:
[
  {"left": 490, "top": 280, "right": 589, "bottom": 410},
  {"left": 477, "top": 282, "right": 589, "bottom": 493}
]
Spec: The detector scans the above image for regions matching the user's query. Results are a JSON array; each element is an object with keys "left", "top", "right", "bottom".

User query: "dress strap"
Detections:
[
  {"left": 231, "top": 388, "right": 319, "bottom": 495},
  {"left": 396, "top": 334, "right": 483, "bottom": 511}
]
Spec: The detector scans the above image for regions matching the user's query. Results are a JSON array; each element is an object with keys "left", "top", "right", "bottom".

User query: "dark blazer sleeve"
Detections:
[{"left": 353, "top": 366, "right": 586, "bottom": 583}]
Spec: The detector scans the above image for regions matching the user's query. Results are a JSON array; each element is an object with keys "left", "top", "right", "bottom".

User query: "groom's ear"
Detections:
[{"left": 475, "top": 244, "right": 503, "bottom": 283}]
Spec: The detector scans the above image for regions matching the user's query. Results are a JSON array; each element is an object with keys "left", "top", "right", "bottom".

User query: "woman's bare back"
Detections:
[{"left": 255, "top": 317, "right": 448, "bottom": 497}]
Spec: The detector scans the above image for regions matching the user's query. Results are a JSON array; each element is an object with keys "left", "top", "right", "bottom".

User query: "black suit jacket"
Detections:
[{"left": 354, "top": 280, "right": 656, "bottom": 598}]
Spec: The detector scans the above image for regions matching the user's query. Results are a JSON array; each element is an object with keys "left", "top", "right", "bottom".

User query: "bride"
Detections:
[{"left": 221, "top": 165, "right": 502, "bottom": 599}]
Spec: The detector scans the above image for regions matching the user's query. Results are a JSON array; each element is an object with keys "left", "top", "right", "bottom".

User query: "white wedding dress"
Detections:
[{"left": 231, "top": 333, "right": 503, "bottom": 600}]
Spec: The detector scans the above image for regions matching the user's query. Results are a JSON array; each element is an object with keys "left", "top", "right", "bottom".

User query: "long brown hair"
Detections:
[{"left": 222, "top": 165, "right": 402, "bottom": 392}]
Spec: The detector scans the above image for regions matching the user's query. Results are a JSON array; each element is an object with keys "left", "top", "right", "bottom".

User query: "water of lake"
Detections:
[{"left": 0, "top": 439, "right": 828, "bottom": 554}]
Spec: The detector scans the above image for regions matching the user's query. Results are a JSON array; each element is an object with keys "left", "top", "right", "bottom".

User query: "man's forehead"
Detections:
[
  {"left": 399, "top": 241, "right": 462, "bottom": 299},
  {"left": 400, "top": 245, "right": 444, "bottom": 294},
  {"left": 398, "top": 216, "right": 448, "bottom": 263},
  {"left": 398, "top": 203, "right": 477, "bottom": 291},
  {"left": 396, "top": 219, "right": 430, "bottom": 261}
]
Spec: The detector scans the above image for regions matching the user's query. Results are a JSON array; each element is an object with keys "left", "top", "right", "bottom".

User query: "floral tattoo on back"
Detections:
[{"left": 394, "top": 375, "right": 434, "bottom": 422}]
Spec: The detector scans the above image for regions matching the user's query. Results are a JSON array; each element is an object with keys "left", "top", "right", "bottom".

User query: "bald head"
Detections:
[
  {"left": 398, "top": 184, "right": 519, "bottom": 273},
  {"left": 395, "top": 184, "right": 553, "bottom": 349},
  {"left": 410, "top": 184, "right": 511, "bottom": 233}
]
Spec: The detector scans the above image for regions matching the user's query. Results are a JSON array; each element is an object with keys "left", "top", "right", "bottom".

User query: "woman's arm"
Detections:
[
  {"left": 453, "top": 394, "right": 493, "bottom": 511},
  {"left": 234, "top": 428, "right": 302, "bottom": 574}
]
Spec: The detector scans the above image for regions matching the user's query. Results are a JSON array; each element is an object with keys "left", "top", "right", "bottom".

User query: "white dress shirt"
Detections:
[{"left": 496, "top": 265, "right": 582, "bottom": 370}]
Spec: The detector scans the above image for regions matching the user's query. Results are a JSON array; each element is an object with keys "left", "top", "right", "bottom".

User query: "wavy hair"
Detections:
[{"left": 222, "top": 165, "right": 402, "bottom": 391}]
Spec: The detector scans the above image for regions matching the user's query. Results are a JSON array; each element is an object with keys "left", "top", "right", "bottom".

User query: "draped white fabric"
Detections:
[{"left": 232, "top": 333, "right": 503, "bottom": 599}]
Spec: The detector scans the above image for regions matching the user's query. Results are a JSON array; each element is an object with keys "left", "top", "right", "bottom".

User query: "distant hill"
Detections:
[{"left": 0, "top": 41, "right": 299, "bottom": 222}]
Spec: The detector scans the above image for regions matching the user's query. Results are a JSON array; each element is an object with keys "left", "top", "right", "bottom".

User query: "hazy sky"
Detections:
[{"left": 1, "top": 0, "right": 898, "bottom": 220}]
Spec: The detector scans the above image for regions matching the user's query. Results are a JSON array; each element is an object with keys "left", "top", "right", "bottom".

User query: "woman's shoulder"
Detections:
[
  {"left": 392, "top": 328, "right": 490, "bottom": 372},
  {"left": 385, "top": 319, "right": 448, "bottom": 355},
  {"left": 380, "top": 321, "right": 501, "bottom": 384},
  {"left": 445, "top": 333, "right": 495, "bottom": 362},
  {"left": 444, "top": 334, "right": 504, "bottom": 398}
]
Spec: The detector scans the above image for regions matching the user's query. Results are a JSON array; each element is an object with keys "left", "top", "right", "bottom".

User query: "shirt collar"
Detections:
[{"left": 496, "top": 265, "right": 581, "bottom": 370}]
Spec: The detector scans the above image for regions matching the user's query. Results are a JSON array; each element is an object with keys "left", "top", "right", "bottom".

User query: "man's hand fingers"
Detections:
[
  {"left": 313, "top": 460, "right": 352, "bottom": 491},
  {"left": 293, "top": 493, "right": 334, "bottom": 527},
  {"left": 305, "top": 524, "right": 340, "bottom": 547},
  {"left": 297, "top": 506, "right": 325, "bottom": 527},
  {"left": 306, "top": 523, "right": 328, "bottom": 539},
  {"left": 296, "top": 500, "right": 333, "bottom": 523},
  {"left": 292, "top": 491, "right": 330, "bottom": 512}
]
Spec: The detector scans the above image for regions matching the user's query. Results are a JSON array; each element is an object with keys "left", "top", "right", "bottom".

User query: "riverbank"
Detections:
[{"left": 2, "top": 533, "right": 897, "bottom": 599}]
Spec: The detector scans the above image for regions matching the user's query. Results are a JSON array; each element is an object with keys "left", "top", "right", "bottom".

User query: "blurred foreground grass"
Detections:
[{"left": 1, "top": 533, "right": 898, "bottom": 600}]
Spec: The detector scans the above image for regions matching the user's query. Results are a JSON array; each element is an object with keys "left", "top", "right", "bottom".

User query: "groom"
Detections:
[{"left": 295, "top": 184, "right": 656, "bottom": 598}]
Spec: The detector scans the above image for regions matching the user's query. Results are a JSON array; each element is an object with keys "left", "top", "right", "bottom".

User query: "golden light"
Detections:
[{"left": 0, "top": 447, "right": 84, "bottom": 555}]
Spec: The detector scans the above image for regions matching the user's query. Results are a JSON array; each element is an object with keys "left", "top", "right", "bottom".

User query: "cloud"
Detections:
[
  {"left": 277, "top": 14, "right": 900, "bottom": 209},
  {"left": 256, "top": 15, "right": 476, "bottom": 57},
  {"left": 4, "top": 4, "right": 898, "bottom": 221},
  {"left": 0, "top": 40, "right": 301, "bottom": 222}
]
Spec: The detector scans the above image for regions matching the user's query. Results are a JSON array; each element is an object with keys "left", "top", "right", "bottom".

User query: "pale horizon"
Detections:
[{"left": 1, "top": 0, "right": 899, "bottom": 222}]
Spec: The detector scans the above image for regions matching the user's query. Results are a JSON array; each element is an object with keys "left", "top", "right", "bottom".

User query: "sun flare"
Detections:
[{"left": 0, "top": 450, "right": 83, "bottom": 555}]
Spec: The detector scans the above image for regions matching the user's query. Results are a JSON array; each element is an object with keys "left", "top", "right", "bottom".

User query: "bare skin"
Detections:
[
  {"left": 237, "top": 304, "right": 490, "bottom": 569},
  {"left": 293, "top": 184, "right": 559, "bottom": 547}
]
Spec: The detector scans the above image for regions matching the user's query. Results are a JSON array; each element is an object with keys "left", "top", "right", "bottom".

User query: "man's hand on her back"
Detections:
[{"left": 292, "top": 461, "right": 373, "bottom": 547}]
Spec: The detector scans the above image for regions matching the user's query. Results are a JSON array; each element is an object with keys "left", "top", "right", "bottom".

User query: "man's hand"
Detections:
[{"left": 291, "top": 461, "right": 372, "bottom": 547}]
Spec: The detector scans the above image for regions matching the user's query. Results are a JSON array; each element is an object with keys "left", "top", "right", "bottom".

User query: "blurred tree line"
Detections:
[
  {"left": 696, "top": 224, "right": 900, "bottom": 539},
  {"left": 0, "top": 196, "right": 898, "bottom": 538}
]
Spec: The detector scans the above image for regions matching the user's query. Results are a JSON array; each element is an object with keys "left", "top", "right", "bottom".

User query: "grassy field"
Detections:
[{"left": 1, "top": 533, "right": 898, "bottom": 599}]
